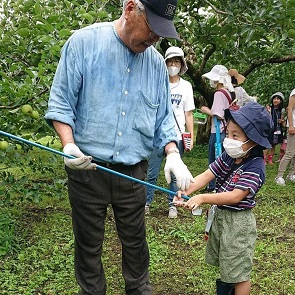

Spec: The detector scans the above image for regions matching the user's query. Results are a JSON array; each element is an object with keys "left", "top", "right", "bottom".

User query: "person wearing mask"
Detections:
[
  {"left": 275, "top": 88, "right": 295, "bottom": 185},
  {"left": 228, "top": 69, "right": 257, "bottom": 107},
  {"left": 145, "top": 46, "right": 195, "bottom": 218},
  {"left": 173, "top": 102, "right": 273, "bottom": 295},
  {"left": 44, "top": 1, "right": 194, "bottom": 294},
  {"left": 200, "top": 65, "right": 235, "bottom": 192}
]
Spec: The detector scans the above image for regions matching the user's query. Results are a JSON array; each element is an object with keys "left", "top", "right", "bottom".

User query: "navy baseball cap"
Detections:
[
  {"left": 227, "top": 102, "right": 274, "bottom": 149},
  {"left": 141, "top": 0, "right": 180, "bottom": 40}
]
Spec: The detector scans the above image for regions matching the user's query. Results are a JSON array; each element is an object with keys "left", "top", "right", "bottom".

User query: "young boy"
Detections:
[{"left": 173, "top": 102, "right": 273, "bottom": 295}]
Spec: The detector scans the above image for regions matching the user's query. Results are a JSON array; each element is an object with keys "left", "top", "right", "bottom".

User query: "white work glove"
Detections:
[
  {"left": 164, "top": 152, "right": 195, "bottom": 191},
  {"left": 63, "top": 143, "right": 96, "bottom": 170}
]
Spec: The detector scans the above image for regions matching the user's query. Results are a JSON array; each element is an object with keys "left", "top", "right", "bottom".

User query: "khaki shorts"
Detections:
[{"left": 205, "top": 208, "right": 257, "bottom": 283}]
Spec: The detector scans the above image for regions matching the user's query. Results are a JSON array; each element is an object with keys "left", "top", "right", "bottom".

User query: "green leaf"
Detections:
[
  {"left": 17, "top": 28, "right": 30, "bottom": 37},
  {"left": 34, "top": 2, "right": 42, "bottom": 15},
  {"left": 81, "top": 13, "right": 94, "bottom": 23},
  {"left": 58, "top": 29, "right": 72, "bottom": 38}
]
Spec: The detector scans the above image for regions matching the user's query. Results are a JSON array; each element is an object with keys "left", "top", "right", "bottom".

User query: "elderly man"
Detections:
[{"left": 45, "top": 1, "right": 193, "bottom": 294}]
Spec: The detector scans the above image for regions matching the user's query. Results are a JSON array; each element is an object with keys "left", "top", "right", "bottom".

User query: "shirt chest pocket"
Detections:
[{"left": 132, "top": 92, "right": 159, "bottom": 138}]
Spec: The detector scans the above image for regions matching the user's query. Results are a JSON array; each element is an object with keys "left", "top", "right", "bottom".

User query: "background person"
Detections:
[
  {"left": 45, "top": 1, "right": 194, "bottom": 294},
  {"left": 145, "top": 46, "right": 195, "bottom": 218},
  {"left": 173, "top": 102, "right": 273, "bottom": 295},
  {"left": 264, "top": 92, "right": 285, "bottom": 164},
  {"left": 276, "top": 107, "right": 288, "bottom": 162},
  {"left": 228, "top": 68, "right": 257, "bottom": 107},
  {"left": 275, "top": 88, "right": 295, "bottom": 186},
  {"left": 200, "top": 65, "right": 234, "bottom": 192}
]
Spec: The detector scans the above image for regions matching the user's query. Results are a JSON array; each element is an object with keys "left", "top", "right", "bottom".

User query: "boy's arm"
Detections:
[
  {"left": 182, "top": 188, "right": 250, "bottom": 211},
  {"left": 182, "top": 169, "right": 215, "bottom": 196}
]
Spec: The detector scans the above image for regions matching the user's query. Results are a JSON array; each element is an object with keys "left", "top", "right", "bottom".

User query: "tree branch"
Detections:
[
  {"left": 0, "top": 88, "right": 49, "bottom": 109},
  {"left": 203, "top": 0, "right": 227, "bottom": 15},
  {"left": 243, "top": 55, "right": 295, "bottom": 76},
  {"left": 200, "top": 43, "right": 216, "bottom": 72}
]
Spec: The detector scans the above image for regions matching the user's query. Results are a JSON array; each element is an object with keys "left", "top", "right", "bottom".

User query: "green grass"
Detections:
[{"left": 0, "top": 144, "right": 294, "bottom": 294}]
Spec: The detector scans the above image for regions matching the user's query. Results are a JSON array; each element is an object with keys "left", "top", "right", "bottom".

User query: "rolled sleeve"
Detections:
[{"left": 45, "top": 37, "right": 82, "bottom": 132}]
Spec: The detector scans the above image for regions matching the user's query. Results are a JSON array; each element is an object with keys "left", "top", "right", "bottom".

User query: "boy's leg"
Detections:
[
  {"left": 234, "top": 280, "right": 251, "bottom": 295},
  {"left": 218, "top": 210, "right": 256, "bottom": 292},
  {"left": 216, "top": 279, "right": 235, "bottom": 295}
]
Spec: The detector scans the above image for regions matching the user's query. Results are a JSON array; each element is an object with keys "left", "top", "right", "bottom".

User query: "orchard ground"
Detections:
[{"left": 0, "top": 142, "right": 294, "bottom": 294}]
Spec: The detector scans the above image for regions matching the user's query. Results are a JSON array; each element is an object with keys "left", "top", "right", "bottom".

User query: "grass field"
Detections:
[{"left": 0, "top": 143, "right": 294, "bottom": 294}]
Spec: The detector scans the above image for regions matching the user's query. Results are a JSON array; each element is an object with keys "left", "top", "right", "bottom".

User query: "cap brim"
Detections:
[{"left": 145, "top": 8, "right": 180, "bottom": 40}]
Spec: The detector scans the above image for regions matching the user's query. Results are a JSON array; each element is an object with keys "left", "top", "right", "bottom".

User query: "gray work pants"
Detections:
[{"left": 66, "top": 161, "right": 152, "bottom": 295}]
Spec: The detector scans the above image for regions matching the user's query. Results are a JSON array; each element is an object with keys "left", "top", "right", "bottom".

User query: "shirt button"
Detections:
[
  {"left": 124, "top": 90, "right": 128, "bottom": 95},
  {"left": 127, "top": 68, "right": 130, "bottom": 73},
  {"left": 118, "top": 132, "right": 122, "bottom": 136},
  {"left": 116, "top": 151, "right": 120, "bottom": 156},
  {"left": 122, "top": 112, "right": 126, "bottom": 116}
]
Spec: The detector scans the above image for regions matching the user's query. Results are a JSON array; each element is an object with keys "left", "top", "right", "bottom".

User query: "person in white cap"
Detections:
[
  {"left": 145, "top": 46, "right": 195, "bottom": 218},
  {"left": 45, "top": 1, "right": 195, "bottom": 294},
  {"left": 200, "top": 65, "right": 235, "bottom": 192},
  {"left": 228, "top": 69, "right": 257, "bottom": 107}
]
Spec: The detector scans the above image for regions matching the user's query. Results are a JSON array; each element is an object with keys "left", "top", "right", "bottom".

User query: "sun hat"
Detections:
[
  {"left": 228, "top": 69, "right": 246, "bottom": 85},
  {"left": 202, "top": 65, "right": 234, "bottom": 92},
  {"left": 140, "top": 0, "right": 179, "bottom": 40},
  {"left": 202, "top": 65, "right": 228, "bottom": 81},
  {"left": 164, "top": 46, "right": 188, "bottom": 74},
  {"left": 227, "top": 102, "right": 273, "bottom": 149}
]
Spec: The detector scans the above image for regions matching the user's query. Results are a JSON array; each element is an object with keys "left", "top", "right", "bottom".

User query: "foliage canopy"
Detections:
[{"left": 0, "top": 0, "right": 294, "bottom": 173}]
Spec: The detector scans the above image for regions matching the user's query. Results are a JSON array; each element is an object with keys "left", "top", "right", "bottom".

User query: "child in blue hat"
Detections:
[{"left": 173, "top": 102, "right": 273, "bottom": 295}]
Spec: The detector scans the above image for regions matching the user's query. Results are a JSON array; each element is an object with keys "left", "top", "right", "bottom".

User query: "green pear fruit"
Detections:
[
  {"left": 288, "top": 29, "right": 295, "bottom": 38},
  {"left": 30, "top": 110, "right": 40, "bottom": 119},
  {"left": 0, "top": 140, "right": 9, "bottom": 150},
  {"left": 21, "top": 104, "right": 33, "bottom": 115}
]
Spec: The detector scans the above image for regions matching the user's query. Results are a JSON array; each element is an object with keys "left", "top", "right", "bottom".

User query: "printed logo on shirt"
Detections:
[
  {"left": 230, "top": 170, "right": 242, "bottom": 185},
  {"left": 171, "top": 94, "right": 182, "bottom": 106}
]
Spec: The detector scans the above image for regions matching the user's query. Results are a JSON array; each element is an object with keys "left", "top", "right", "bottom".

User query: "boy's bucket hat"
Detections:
[
  {"left": 164, "top": 46, "right": 188, "bottom": 74},
  {"left": 141, "top": 0, "right": 179, "bottom": 40},
  {"left": 228, "top": 102, "right": 273, "bottom": 149}
]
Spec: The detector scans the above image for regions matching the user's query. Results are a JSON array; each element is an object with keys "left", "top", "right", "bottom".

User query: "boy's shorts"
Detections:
[{"left": 205, "top": 207, "right": 257, "bottom": 284}]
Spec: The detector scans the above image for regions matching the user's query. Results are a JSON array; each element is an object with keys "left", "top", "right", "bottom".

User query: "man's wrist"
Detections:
[{"left": 166, "top": 147, "right": 180, "bottom": 156}]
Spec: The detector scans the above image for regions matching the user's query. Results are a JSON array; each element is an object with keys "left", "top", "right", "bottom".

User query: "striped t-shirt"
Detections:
[{"left": 209, "top": 152, "right": 266, "bottom": 210}]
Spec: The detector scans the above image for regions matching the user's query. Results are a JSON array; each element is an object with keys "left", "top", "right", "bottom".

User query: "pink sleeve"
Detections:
[{"left": 211, "top": 91, "right": 230, "bottom": 119}]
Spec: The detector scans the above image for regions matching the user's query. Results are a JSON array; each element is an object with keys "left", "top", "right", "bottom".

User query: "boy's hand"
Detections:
[
  {"left": 183, "top": 195, "right": 203, "bottom": 211},
  {"left": 172, "top": 191, "right": 186, "bottom": 206}
]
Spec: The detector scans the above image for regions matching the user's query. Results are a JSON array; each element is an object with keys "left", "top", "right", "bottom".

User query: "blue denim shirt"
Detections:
[{"left": 45, "top": 22, "right": 178, "bottom": 165}]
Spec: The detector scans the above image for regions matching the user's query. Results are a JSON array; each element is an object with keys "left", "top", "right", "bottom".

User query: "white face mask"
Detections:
[
  {"left": 209, "top": 80, "right": 218, "bottom": 88},
  {"left": 223, "top": 138, "right": 252, "bottom": 159},
  {"left": 167, "top": 66, "right": 180, "bottom": 77}
]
